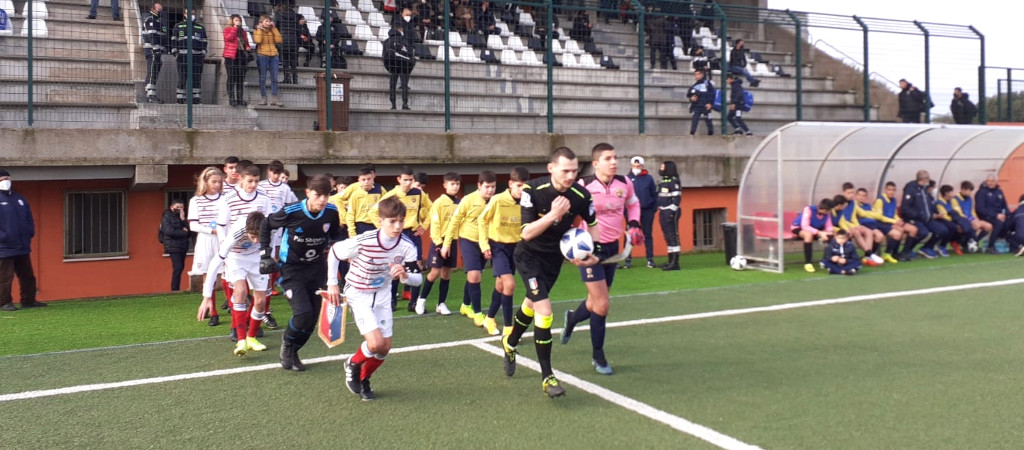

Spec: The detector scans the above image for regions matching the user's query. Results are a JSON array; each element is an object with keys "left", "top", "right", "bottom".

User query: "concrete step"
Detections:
[
  {"left": 0, "top": 79, "right": 135, "bottom": 103},
  {"left": 0, "top": 56, "right": 131, "bottom": 80},
  {"left": 0, "top": 36, "right": 127, "bottom": 60},
  {"left": 7, "top": 0, "right": 121, "bottom": 21},
  {"left": 0, "top": 104, "right": 135, "bottom": 128},
  {"left": 11, "top": 16, "right": 127, "bottom": 41},
  {"left": 134, "top": 103, "right": 263, "bottom": 130}
]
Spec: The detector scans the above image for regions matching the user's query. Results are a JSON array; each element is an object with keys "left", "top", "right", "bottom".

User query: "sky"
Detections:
[{"left": 767, "top": 0, "right": 1019, "bottom": 118}]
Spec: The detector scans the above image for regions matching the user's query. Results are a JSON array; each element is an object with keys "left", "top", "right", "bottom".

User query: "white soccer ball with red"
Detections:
[{"left": 560, "top": 228, "right": 594, "bottom": 261}]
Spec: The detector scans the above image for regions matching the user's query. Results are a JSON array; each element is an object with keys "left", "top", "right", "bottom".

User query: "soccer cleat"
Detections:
[
  {"left": 473, "top": 312, "right": 485, "bottom": 327},
  {"left": 221, "top": 300, "right": 229, "bottom": 310},
  {"left": 483, "top": 317, "right": 500, "bottom": 336},
  {"left": 1, "top": 303, "right": 18, "bottom": 311},
  {"left": 542, "top": 375, "right": 566, "bottom": 398},
  {"left": 264, "top": 313, "right": 278, "bottom": 329},
  {"left": 917, "top": 248, "right": 937, "bottom": 259},
  {"left": 279, "top": 343, "right": 306, "bottom": 371},
  {"left": 862, "top": 257, "right": 879, "bottom": 267},
  {"left": 951, "top": 241, "right": 963, "bottom": 256},
  {"left": 402, "top": 290, "right": 412, "bottom": 301},
  {"left": 208, "top": 314, "right": 219, "bottom": 326},
  {"left": 459, "top": 304, "right": 472, "bottom": 317},
  {"left": 21, "top": 301, "right": 47, "bottom": 308},
  {"left": 1016, "top": 245, "right": 1024, "bottom": 257},
  {"left": 233, "top": 340, "right": 248, "bottom": 356},
  {"left": 229, "top": 328, "right": 238, "bottom": 341},
  {"left": 804, "top": 263, "right": 815, "bottom": 273},
  {"left": 646, "top": 260, "right": 656, "bottom": 269},
  {"left": 501, "top": 334, "right": 517, "bottom": 377},
  {"left": 937, "top": 247, "right": 950, "bottom": 257},
  {"left": 360, "top": 379, "right": 376, "bottom": 401},
  {"left": 246, "top": 336, "right": 267, "bottom": 352},
  {"left": 344, "top": 360, "right": 363, "bottom": 394},
  {"left": 435, "top": 303, "right": 452, "bottom": 316},
  {"left": 592, "top": 359, "right": 614, "bottom": 375},
  {"left": 415, "top": 298, "right": 426, "bottom": 315},
  {"left": 882, "top": 253, "right": 899, "bottom": 264},
  {"left": 870, "top": 254, "right": 885, "bottom": 265},
  {"left": 560, "top": 309, "right": 576, "bottom": 345}
]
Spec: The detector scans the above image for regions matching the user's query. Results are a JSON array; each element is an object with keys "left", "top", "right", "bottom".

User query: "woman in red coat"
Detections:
[{"left": 223, "top": 14, "right": 252, "bottom": 106}]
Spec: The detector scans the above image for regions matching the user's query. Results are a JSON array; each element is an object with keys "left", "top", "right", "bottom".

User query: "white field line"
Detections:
[
  {"left": 3, "top": 277, "right": 1022, "bottom": 405},
  {"left": 471, "top": 342, "right": 762, "bottom": 450}
]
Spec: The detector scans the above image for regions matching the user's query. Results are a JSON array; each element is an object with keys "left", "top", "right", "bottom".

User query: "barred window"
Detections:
[
  {"left": 692, "top": 208, "right": 726, "bottom": 250},
  {"left": 64, "top": 190, "right": 128, "bottom": 259}
]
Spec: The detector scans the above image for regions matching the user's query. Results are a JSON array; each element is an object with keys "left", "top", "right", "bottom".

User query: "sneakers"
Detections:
[
  {"left": 415, "top": 298, "right": 426, "bottom": 315},
  {"left": 435, "top": 303, "right": 452, "bottom": 315},
  {"left": 473, "top": 312, "right": 485, "bottom": 327},
  {"left": 804, "top": 263, "right": 815, "bottom": 273},
  {"left": 593, "top": 359, "right": 614, "bottom": 375},
  {"left": 917, "top": 248, "right": 937, "bottom": 259},
  {"left": 220, "top": 300, "right": 229, "bottom": 310},
  {"left": 264, "top": 313, "right": 278, "bottom": 329},
  {"left": 862, "top": 257, "right": 880, "bottom": 267},
  {"left": 245, "top": 336, "right": 267, "bottom": 352},
  {"left": 401, "top": 290, "right": 412, "bottom": 301},
  {"left": 870, "top": 254, "right": 885, "bottom": 265},
  {"left": 560, "top": 309, "right": 575, "bottom": 345},
  {"left": 233, "top": 340, "right": 248, "bottom": 356},
  {"left": 501, "top": 334, "right": 517, "bottom": 377},
  {"left": 459, "top": 304, "right": 472, "bottom": 317},
  {"left": 360, "top": 379, "right": 376, "bottom": 401},
  {"left": 646, "top": 260, "right": 656, "bottom": 269},
  {"left": 344, "top": 359, "right": 363, "bottom": 394},
  {"left": 542, "top": 375, "right": 566, "bottom": 398},
  {"left": 21, "top": 301, "right": 47, "bottom": 308},
  {"left": 146, "top": 95, "right": 163, "bottom": 104},
  {"left": 279, "top": 342, "right": 306, "bottom": 371},
  {"left": 1, "top": 303, "right": 18, "bottom": 311},
  {"left": 882, "top": 253, "right": 899, "bottom": 264},
  {"left": 951, "top": 241, "right": 963, "bottom": 256},
  {"left": 208, "top": 314, "right": 220, "bottom": 326},
  {"left": 483, "top": 317, "right": 500, "bottom": 336},
  {"left": 937, "top": 247, "right": 950, "bottom": 258}
]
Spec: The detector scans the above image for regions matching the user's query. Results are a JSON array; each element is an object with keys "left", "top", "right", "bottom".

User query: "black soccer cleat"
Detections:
[
  {"left": 360, "top": 379, "right": 376, "bottom": 401},
  {"left": 542, "top": 375, "right": 566, "bottom": 398},
  {"left": 279, "top": 342, "right": 306, "bottom": 372},
  {"left": 560, "top": 309, "right": 575, "bottom": 345},
  {"left": 501, "top": 335, "right": 517, "bottom": 377},
  {"left": 208, "top": 315, "right": 220, "bottom": 326},
  {"left": 264, "top": 313, "right": 278, "bottom": 329},
  {"left": 344, "top": 360, "right": 363, "bottom": 395},
  {"left": 220, "top": 300, "right": 229, "bottom": 310},
  {"left": 229, "top": 328, "right": 237, "bottom": 341}
]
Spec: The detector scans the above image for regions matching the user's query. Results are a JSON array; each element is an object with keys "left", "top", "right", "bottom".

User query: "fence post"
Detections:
[
  {"left": 546, "top": 0, "right": 554, "bottom": 134},
  {"left": 969, "top": 26, "right": 985, "bottom": 124},
  {"left": 185, "top": 0, "right": 194, "bottom": 128},
  {"left": 996, "top": 79, "right": 1002, "bottom": 122},
  {"left": 913, "top": 21, "right": 930, "bottom": 123},
  {"left": 853, "top": 15, "right": 869, "bottom": 122},
  {"left": 27, "top": 0, "right": 34, "bottom": 126},
  {"left": 785, "top": 9, "right": 802, "bottom": 121},
  {"left": 324, "top": 0, "right": 332, "bottom": 130},
  {"left": 717, "top": 5, "right": 728, "bottom": 133},
  {"left": 443, "top": 0, "right": 451, "bottom": 132},
  {"left": 1008, "top": 68, "right": 1014, "bottom": 123},
  {"left": 632, "top": 1, "right": 645, "bottom": 134}
]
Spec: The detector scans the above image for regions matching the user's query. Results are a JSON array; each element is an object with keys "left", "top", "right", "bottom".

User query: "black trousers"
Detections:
[
  {"left": 690, "top": 109, "right": 713, "bottom": 135},
  {"left": 389, "top": 72, "right": 410, "bottom": 107},
  {"left": 169, "top": 252, "right": 186, "bottom": 291},
  {"left": 225, "top": 56, "right": 247, "bottom": 101},
  {"left": 176, "top": 54, "right": 204, "bottom": 100},
  {"left": 144, "top": 49, "right": 163, "bottom": 97},
  {"left": 659, "top": 208, "right": 680, "bottom": 252},
  {"left": 0, "top": 254, "right": 37, "bottom": 306},
  {"left": 281, "top": 43, "right": 299, "bottom": 78}
]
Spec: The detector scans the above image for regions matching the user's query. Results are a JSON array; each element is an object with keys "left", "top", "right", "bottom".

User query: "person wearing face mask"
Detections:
[
  {"left": 657, "top": 161, "right": 682, "bottom": 271},
  {"left": 0, "top": 170, "right": 45, "bottom": 311},
  {"left": 625, "top": 156, "right": 657, "bottom": 269},
  {"left": 414, "top": 0, "right": 436, "bottom": 40},
  {"left": 391, "top": 7, "right": 418, "bottom": 41},
  {"left": 160, "top": 199, "right": 191, "bottom": 291},
  {"left": 170, "top": 8, "right": 208, "bottom": 104},
  {"left": 382, "top": 20, "right": 417, "bottom": 110}
]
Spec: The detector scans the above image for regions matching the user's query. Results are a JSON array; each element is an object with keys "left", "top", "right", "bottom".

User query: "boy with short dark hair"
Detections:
[
  {"left": 822, "top": 230, "right": 861, "bottom": 275},
  {"left": 369, "top": 165, "right": 432, "bottom": 311},
  {"left": 441, "top": 170, "right": 497, "bottom": 326},
  {"left": 415, "top": 172, "right": 461, "bottom": 315},
  {"left": 791, "top": 198, "right": 834, "bottom": 273},
  {"left": 478, "top": 167, "right": 530, "bottom": 336}
]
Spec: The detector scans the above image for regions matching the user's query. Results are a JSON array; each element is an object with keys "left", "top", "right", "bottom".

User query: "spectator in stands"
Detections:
[
  {"left": 569, "top": 10, "right": 593, "bottom": 43},
  {"left": 599, "top": 0, "right": 615, "bottom": 24},
  {"left": 533, "top": 8, "right": 559, "bottom": 41},
  {"left": 950, "top": 87, "right": 978, "bottom": 125},
  {"left": 676, "top": 2, "right": 694, "bottom": 54},
  {"left": 728, "top": 39, "right": 759, "bottom": 87},
  {"left": 452, "top": 0, "right": 474, "bottom": 33},
  {"left": 276, "top": 4, "right": 300, "bottom": 85},
  {"left": 223, "top": 14, "right": 251, "bottom": 107},
  {"left": 697, "top": 0, "right": 715, "bottom": 33},
  {"left": 822, "top": 230, "right": 861, "bottom": 275},
  {"left": 87, "top": 0, "right": 120, "bottom": 21},
  {"left": 645, "top": 11, "right": 675, "bottom": 70},
  {"left": 383, "top": 28, "right": 416, "bottom": 110},
  {"left": 297, "top": 15, "right": 315, "bottom": 67},
  {"left": 142, "top": 3, "right": 168, "bottom": 104},
  {"left": 897, "top": 79, "right": 927, "bottom": 123},
  {"left": 687, "top": 69, "right": 715, "bottom": 135},
  {"left": 414, "top": 0, "right": 437, "bottom": 40},
  {"left": 0, "top": 170, "right": 45, "bottom": 311},
  {"left": 625, "top": 156, "right": 657, "bottom": 269},
  {"left": 691, "top": 46, "right": 708, "bottom": 76},
  {"left": 792, "top": 198, "right": 833, "bottom": 273},
  {"left": 254, "top": 15, "right": 284, "bottom": 106},
  {"left": 170, "top": 9, "right": 207, "bottom": 105},
  {"left": 393, "top": 7, "right": 418, "bottom": 41},
  {"left": 975, "top": 174, "right": 1009, "bottom": 253},
  {"left": 160, "top": 199, "right": 190, "bottom": 291},
  {"left": 725, "top": 74, "right": 752, "bottom": 136},
  {"left": 317, "top": 11, "right": 349, "bottom": 69},
  {"left": 475, "top": 2, "right": 497, "bottom": 36}
]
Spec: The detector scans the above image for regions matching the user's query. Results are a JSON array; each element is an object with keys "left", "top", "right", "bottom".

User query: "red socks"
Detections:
[
  {"left": 349, "top": 342, "right": 386, "bottom": 379},
  {"left": 361, "top": 356, "right": 385, "bottom": 379},
  {"left": 230, "top": 303, "right": 248, "bottom": 341}
]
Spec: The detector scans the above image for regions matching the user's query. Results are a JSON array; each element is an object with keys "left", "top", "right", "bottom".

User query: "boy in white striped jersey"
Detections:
[{"left": 257, "top": 159, "right": 299, "bottom": 328}]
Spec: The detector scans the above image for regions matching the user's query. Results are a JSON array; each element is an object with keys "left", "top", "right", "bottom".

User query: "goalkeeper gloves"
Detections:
[
  {"left": 259, "top": 247, "right": 278, "bottom": 274},
  {"left": 626, "top": 220, "right": 644, "bottom": 245}
]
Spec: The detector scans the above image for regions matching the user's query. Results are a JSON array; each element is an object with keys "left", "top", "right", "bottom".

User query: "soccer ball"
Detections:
[
  {"left": 560, "top": 228, "right": 594, "bottom": 260},
  {"left": 729, "top": 256, "right": 747, "bottom": 271},
  {"left": 967, "top": 239, "right": 979, "bottom": 253}
]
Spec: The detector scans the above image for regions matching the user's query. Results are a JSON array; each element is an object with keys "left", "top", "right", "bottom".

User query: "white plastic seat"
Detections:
[
  {"left": 697, "top": 27, "right": 712, "bottom": 38},
  {"left": 307, "top": 20, "right": 322, "bottom": 40},
  {"left": 673, "top": 46, "right": 685, "bottom": 60},
  {"left": 556, "top": 27, "right": 568, "bottom": 41},
  {"left": 754, "top": 62, "right": 773, "bottom": 76},
  {"left": 297, "top": 6, "right": 316, "bottom": 21},
  {"left": 564, "top": 39, "right": 583, "bottom": 55},
  {"left": 344, "top": 10, "right": 365, "bottom": 25},
  {"left": 377, "top": 25, "right": 390, "bottom": 40},
  {"left": 701, "top": 37, "right": 716, "bottom": 50},
  {"left": 447, "top": 31, "right": 465, "bottom": 47},
  {"left": 579, "top": 53, "right": 600, "bottom": 69},
  {"left": 357, "top": 0, "right": 377, "bottom": 13},
  {"left": 550, "top": 39, "right": 563, "bottom": 54},
  {"left": 20, "top": 1, "right": 47, "bottom": 20},
  {"left": 506, "top": 35, "right": 527, "bottom": 51},
  {"left": 459, "top": 46, "right": 481, "bottom": 63},
  {"left": 674, "top": 35, "right": 683, "bottom": 48},
  {"left": 561, "top": 53, "right": 579, "bottom": 68},
  {"left": 436, "top": 45, "right": 458, "bottom": 61},
  {"left": 20, "top": 18, "right": 47, "bottom": 37},
  {"left": 354, "top": 24, "right": 375, "bottom": 40},
  {"left": 500, "top": 49, "right": 520, "bottom": 65},
  {"left": 338, "top": 0, "right": 356, "bottom": 10},
  {"left": 0, "top": 0, "right": 14, "bottom": 15},
  {"left": 518, "top": 12, "right": 534, "bottom": 26},
  {"left": 486, "top": 34, "right": 505, "bottom": 50},
  {"left": 365, "top": 40, "right": 383, "bottom": 57},
  {"left": 367, "top": 11, "right": 387, "bottom": 27},
  {"left": 521, "top": 50, "right": 542, "bottom": 66},
  {"left": 496, "top": 22, "right": 510, "bottom": 37}
]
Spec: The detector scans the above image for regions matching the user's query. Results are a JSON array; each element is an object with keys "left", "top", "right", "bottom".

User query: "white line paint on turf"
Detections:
[
  {"left": 471, "top": 343, "right": 762, "bottom": 450},
  {"left": 4, "top": 277, "right": 1023, "bottom": 404}
]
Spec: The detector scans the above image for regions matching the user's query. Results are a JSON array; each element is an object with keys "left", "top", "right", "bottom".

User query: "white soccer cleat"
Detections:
[
  {"left": 415, "top": 298, "right": 426, "bottom": 315},
  {"left": 870, "top": 254, "right": 885, "bottom": 265},
  {"left": 435, "top": 303, "right": 452, "bottom": 316}
]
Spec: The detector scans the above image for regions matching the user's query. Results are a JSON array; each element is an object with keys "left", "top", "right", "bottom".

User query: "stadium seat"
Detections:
[
  {"left": 564, "top": 39, "right": 583, "bottom": 55},
  {"left": 521, "top": 50, "right": 542, "bottom": 66},
  {"left": 500, "top": 49, "right": 520, "bottom": 65},
  {"left": 701, "top": 37, "right": 717, "bottom": 51},
  {"left": 753, "top": 211, "right": 799, "bottom": 240},
  {"left": 561, "top": 53, "right": 579, "bottom": 68},
  {"left": 496, "top": 22, "right": 511, "bottom": 37},
  {"left": 19, "top": 1, "right": 47, "bottom": 20},
  {"left": 674, "top": 35, "right": 683, "bottom": 48},
  {"left": 556, "top": 27, "right": 568, "bottom": 41},
  {"left": 448, "top": 31, "right": 465, "bottom": 47},
  {"left": 480, "top": 49, "right": 499, "bottom": 63},
  {"left": 458, "top": 46, "right": 482, "bottom": 63},
  {"left": 341, "top": 39, "right": 363, "bottom": 55},
  {"left": 0, "top": 0, "right": 14, "bottom": 16},
  {"left": 414, "top": 43, "right": 435, "bottom": 60},
  {"left": 344, "top": 10, "right": 365, "bottom": 26},
  {"left": 377, "top": 25, "right": 391, "bottom": 41},
  {"left": 297, "top": 6, "right": 316, "bottom": 21},
  {"left": 357, "top": 0, "right": 376, "bottom": 13},
  {"left": 20, "top": 18, "right": 47, "bottom": 38},
  {"left": 367, "top": 12, "right": 387, "bottom": 27},
  {"left": 579, "top": 53, "right": 601, "bottom": 69},
  {"left": 695, "top": 27, "right": 712, "bottom": 38},
  {"left": 365, "top": 40, "right": 383, "bottom": 57},
  {"left": 486, "top": 34, "right": 505, "bottom": 50},
  {"left": 467, "top": 32, "right": 486, "bottom": 49},
  {"left": 518, "top": 12, "right": 534, "bottom": 26},
  {"left": 354, "top": 24, "right": 375, "bottom": 40},
  {"left": 754, "top": 62, "right": 773, "bottom": 76},
  {"left": 337, "top": 0, "right": 356, "bottom": 10},
  {"left": 673, "top": 46, "right": 686, "bottom": 60},
  {"left": 550, "top": 39, "right": 563, "bottom": 54},
  {"left": 436, "top": 45, "right": 458, "bottom": 61},
  {"left": 506, "top": 35, "right": 527, "bottom": 51}
]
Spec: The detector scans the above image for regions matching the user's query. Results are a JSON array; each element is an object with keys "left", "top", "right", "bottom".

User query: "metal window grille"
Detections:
[
  {"left": 64, "top": 190, "right": 128, "bottom": 259},
  {"left": 692, "top": 207, "right": 725, "bottom": 250}
]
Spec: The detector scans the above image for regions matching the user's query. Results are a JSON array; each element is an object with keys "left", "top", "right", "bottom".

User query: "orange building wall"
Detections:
[{"left": 629, "top": 186, "right": 738, "bottom": 257}]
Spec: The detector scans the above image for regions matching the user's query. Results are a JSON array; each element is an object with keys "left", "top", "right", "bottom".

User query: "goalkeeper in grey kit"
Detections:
[{"left": 259, "top": 174, "right": 343, "bottom": 372}]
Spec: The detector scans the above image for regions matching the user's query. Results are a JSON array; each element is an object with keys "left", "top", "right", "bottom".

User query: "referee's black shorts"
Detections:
[{"left": 514, "top": 246, "right": 562, "bottom": 302}]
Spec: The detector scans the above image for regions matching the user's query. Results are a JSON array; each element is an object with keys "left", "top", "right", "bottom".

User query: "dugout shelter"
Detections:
[{"left": 736, "top": 122, "right": 1024, "bottom": 272}]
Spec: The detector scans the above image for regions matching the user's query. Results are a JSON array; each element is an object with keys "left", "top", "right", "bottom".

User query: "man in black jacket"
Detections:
[
  {"left": 950, "top": 87, "right": 977, "bottom": 125},
  {"left": 170, "top": 9, "right": 207, "bottom": 104},
  {"left": 899, "top": 170, "right": 948, "bottom": 260},
  {"left": 142, "top": 3, "right": 167, "bottom": 103},
  {"left": 276, "top": 5, "right": 300, "bottom": 84},
  {"left": 0, "top": 170, "right": 45, "bottom": 311},
  {"left": 728, "top": 39, "right": 759, "bottom": 87},
  {"left": 160, "top": 199, "right": 191, "bottom": 291},
  {"left": 687, "top": 69, "right": 715, "bottom": 135},
  {"left": 897, "top": 79, "right": 927, "bottom": 123},
  {"left": 383, "top": 27, "right": 416, "bottom": 110},
  {"left": 976, "top": 174, "right": 1009, "bottom": 253},
  {"left": 726, "top": 74, "right": 751, "bottom": 135}
]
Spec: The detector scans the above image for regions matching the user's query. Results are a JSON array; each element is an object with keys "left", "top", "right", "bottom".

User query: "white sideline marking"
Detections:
[
  {"left": 3, "top": 277, "right": 1022, "bottom": 404},
  {"left": 471, "top": 343, "right": 762, "bottom": 450}
]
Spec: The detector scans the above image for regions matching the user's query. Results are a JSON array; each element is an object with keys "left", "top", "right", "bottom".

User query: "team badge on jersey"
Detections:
[
  {"left": 528, "top": 277, "right": 538, "bottom": 290},
  {"left": 615, "top": 188, "right": 623, "bottom": 198},
  {"left": 393, "top": 256, "right": 403, "bottom": 264},
  {"left": 323, "top": 223, "right": 331, "bottom": 233}
]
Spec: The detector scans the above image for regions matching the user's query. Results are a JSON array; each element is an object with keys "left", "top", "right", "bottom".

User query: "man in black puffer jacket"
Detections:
[
  {"left": 160, "top": 199, "right": 191, "bottom": 291},
  {"left": 897, "top": 79, "right": 928, "bottom": 123},
  {"left": 383, "top": 27, "right": 416, "bottom": 110}
]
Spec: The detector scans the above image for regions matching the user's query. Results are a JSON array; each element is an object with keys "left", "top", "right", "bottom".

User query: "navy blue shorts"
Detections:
[
  {"left": 579, "top": 241, "right": 619, "bottom": 287},
  {"left": 355, "top": 222, "right": 376, "bottom": 235},
  {"left": 428, "top": 242, "right": 457, "bottom": 269},
  {"left": 875, "top": 223, "right": 893, "bottom": 235},
  {"left": 402, "top": 229, "right": 423, "bottom": 259},
  {"left": 490, "top": 241, "right": 517, "bottom": 277},
  {"left": 860, "top": 221, "right": 880, "bottom": 231},
  {"left": 459, "top": 238, "right": 485, "bottom": 272}
]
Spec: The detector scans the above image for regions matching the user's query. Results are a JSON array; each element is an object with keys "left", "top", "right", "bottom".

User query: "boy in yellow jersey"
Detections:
[
  {"left": 346, "top": 166, "right": 384, "bottom": 237},
  {"left": 952, "top": 180, "right": 991, "bottom": 253},
  {"left": 441, "top": 170, "right": 497, "bottom": 325},
  {"left": 369, "top": 166, "right": 433, "bottom": 311},
  {"left": 415, "top": 173, "right": 461, "bottom": 315},
  {"left": 837, "top": 182, "right": 884, "bottom": 266},
  {"left": 871, "top": 181, "right": 908, "bottom": 261},
  {"left": 327, "top": 176, "right": 352, "bottom": 285},
  {"left": 478, "top": 167, "right": 530, "bottom": 336}
]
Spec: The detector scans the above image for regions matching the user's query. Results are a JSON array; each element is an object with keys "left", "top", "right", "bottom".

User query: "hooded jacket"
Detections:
[
  {"left": 0, "top": 188, "right": 34, "bottom": 258},
  {"left": 160, "top": 208, "right": 191, "bottom": 254}
]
